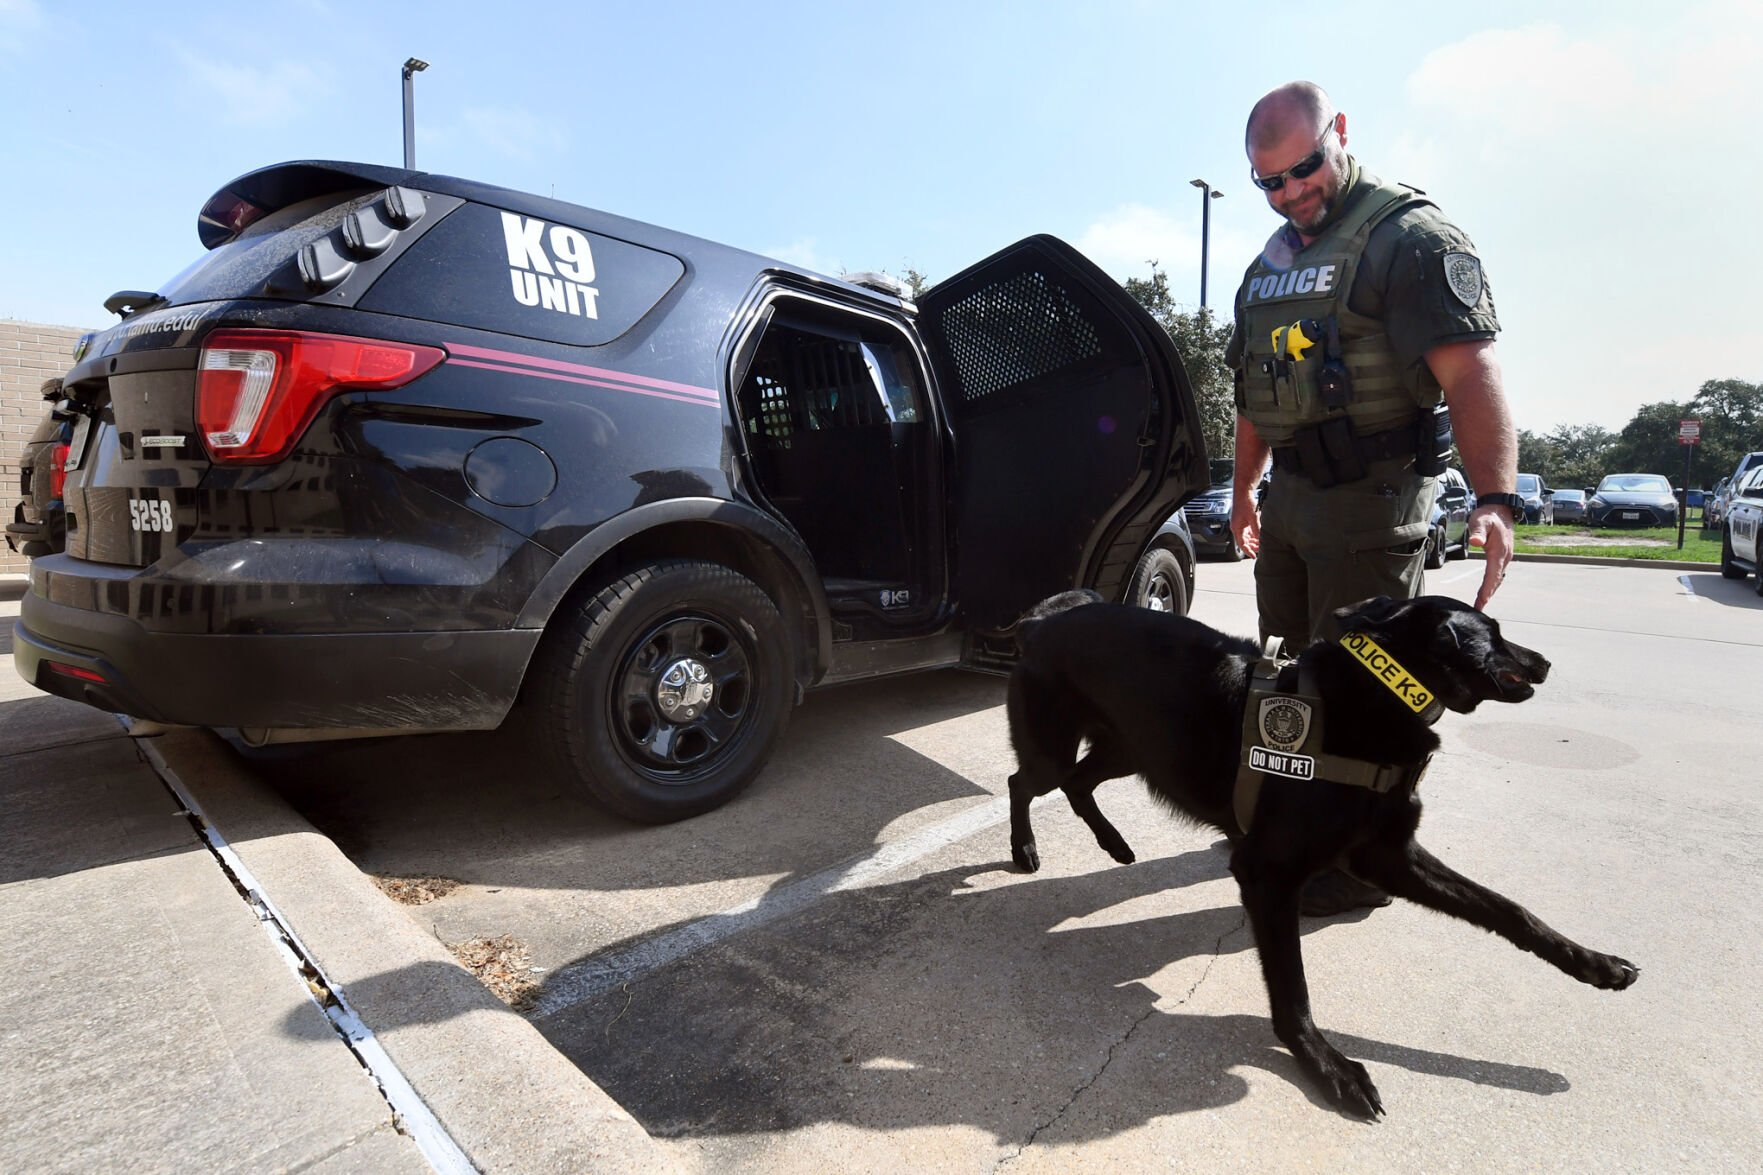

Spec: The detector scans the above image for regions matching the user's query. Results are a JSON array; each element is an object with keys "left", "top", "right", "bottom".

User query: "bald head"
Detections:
[{"left": 1246, "top": 81, "right": 1335, "bottom": 153}]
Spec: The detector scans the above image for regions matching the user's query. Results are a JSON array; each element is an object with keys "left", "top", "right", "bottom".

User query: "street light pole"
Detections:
[
  {"left": 1189, "top": 179, "right": 1223, "bottom": 309},
  {"left": 401, "top": 57, "right": 429, "bottom": 170}
]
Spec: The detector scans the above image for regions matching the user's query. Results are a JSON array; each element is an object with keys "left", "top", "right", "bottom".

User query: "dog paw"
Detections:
[
  {"left": 1013, "top": 842, "right": 1042, "bottom": 873},
  {"left": 1319, "top": 1054, "right": 1384, "bottom": 1120},
  {"left": 1097, "top": 833, "right": 1136, "bottom": 865},
  {"left": 1581, "top": 952, "right": 1640, "bottom": 991}
]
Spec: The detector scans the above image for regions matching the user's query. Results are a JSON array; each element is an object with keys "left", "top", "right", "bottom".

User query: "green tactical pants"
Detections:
[{"left": 1254, "top": 456, "right": 1437, "bottom": 648}]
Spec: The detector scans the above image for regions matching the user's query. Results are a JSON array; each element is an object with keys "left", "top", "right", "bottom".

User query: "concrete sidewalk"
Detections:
[
  {"left": 0, "top": 694, "right": 431, "bottom": 1174},
  {"left": 1, "top": 575, "right": 673, "bottom": 1174}
]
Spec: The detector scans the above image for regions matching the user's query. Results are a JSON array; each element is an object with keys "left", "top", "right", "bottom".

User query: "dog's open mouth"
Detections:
[{"left": 1493, "top": 669, "right": 1536, "bottom": 701}]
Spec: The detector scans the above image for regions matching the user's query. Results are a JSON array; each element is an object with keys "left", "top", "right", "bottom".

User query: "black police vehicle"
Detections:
[
  {"left": 6, "top": 381, "right": 78, "bottom": 558},
  {"left": 13, "top": 160, "right": 1206, "bottom": 822}
]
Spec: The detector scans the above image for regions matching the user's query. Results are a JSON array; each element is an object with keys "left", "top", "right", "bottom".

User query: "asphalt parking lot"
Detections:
[
  {"left": 23, "top": 556, "right": 1760, "bottom": 1172},
  {"left": 10, "top": 553, "right": 1748, "bottom": 1164}
]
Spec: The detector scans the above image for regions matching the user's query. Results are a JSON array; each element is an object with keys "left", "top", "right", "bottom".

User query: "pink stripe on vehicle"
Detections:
[
  {"left": 446, "top": 359, "right": 720, "bottom": 408},
  {"left": 445, "top": 341, "right": 720, "bottom": 401}
]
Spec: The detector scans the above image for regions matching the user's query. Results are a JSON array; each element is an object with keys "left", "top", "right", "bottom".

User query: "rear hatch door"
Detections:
[{"left": 59, "top": 163, "right": 457, "bottom": 568}]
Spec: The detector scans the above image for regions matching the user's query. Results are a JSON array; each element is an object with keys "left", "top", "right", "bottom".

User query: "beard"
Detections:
[{"left": 1284, "top": 155, "right": 1350, "bottom": 234}]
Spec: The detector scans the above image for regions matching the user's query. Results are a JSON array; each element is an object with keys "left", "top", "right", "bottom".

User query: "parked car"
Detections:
[
  {"left": 10, "top": 158, "right": 1208, "bottom": 823},
  {"left": 1720, "top": 464, "right": 1763, "bottom": 594},
  {"left": 1587, "top": 474, "right": 1679, "bottom": 528},
  {"left": 1704, "top": 476, "right": 1732, "bottom": 529},
  {"left": 1180, "top": 458, "right": 1243, "bottom": 560},
  {"left": 1709, "top": 451, "right": 1763, "bottom": 532},
  {"left": 1549, "top": 487, "right": 1589, "bottom": 525},
  {"left": 4, "top": 375, "right": 87, "bottom": 558},
  {"left": 1514, "top": 472, "right": 1553, "bottom": 524},
  {"left": 1424, "top": 467, "right": 1472, "bottom": 568}
]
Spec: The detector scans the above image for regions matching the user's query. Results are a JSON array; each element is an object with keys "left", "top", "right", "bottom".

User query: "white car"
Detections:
[{"left": 1720, "top": 464, "right": 1763, "bottom": 594}]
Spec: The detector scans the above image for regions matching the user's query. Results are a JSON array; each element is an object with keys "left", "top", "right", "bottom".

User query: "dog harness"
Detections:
[{"left": 1233, "top": 633, "right": 1442, "bottom": 835}]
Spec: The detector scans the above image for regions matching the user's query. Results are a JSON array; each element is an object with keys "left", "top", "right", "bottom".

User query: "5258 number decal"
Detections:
[{"left": 129, "top": 499, "right": 175, "bottom": 533}]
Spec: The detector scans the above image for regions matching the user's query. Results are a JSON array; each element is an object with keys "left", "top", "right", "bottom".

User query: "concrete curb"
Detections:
[
  {"left": 1495, "top": 550, "right": 1714, "bottom": 573},
  {"left": 145, "top": 726, "right": 680, "bottom": 1175}
]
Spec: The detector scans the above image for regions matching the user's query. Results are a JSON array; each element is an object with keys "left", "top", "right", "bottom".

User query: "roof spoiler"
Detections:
[{"left": 197, "top": 160, "right": 418, "bottom": 249}]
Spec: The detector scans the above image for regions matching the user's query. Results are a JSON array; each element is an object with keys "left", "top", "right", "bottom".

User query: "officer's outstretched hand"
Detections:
[
  {"left": 1231, "top": 497, "right": 1261, "bottom": 559},
  {"left": 1467, "top": 504, "right": 1515, "bottom": 609}
]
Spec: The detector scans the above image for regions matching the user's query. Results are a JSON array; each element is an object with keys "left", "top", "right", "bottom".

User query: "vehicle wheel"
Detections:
[
  {"left": 1126, "top": 546, "right": 1189, "bottom": 616},
  {"left": 1721, "top": 527, "right": 1745, "bottom": 579},
  {"left": 1446, "top": 528, "right": 1468, "bottom": 560},
  {"left": 1423, "top": 524, "right": 1445, "bottom": 570},
  {"left": 530, "top": 559, "right": 794, "bottom": 823},
  {"left": 1221, "top": 536, "right": 1244, "bottom": 562}
]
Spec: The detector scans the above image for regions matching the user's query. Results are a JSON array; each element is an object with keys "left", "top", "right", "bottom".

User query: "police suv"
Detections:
[
  {"left": 1720, "top": 463, "right": 1763, "bottom": 595},
  {"left": 12, "top": 160, "right": 1206, "bottom": 822}
]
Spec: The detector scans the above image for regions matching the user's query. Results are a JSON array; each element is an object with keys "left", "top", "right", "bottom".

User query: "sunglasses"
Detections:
[{"left": 1251, "top": 121, "right": 1336, "bottom": 192}]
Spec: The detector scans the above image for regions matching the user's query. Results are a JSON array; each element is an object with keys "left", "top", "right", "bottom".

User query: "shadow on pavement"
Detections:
[
  {"left": 245, "top": 669, "right": 1010, "bottom": 899},
  {"left": 296, "top": 853, "right": 1570, "bottom": 1141}
]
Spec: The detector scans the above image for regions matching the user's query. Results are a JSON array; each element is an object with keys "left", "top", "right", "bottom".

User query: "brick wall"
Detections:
[{"left": 2, "top": 320, "right": 94, "bottom": 576}]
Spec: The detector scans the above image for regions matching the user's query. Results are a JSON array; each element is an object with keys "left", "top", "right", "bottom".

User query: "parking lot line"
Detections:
[
  {"left": 1677, "top": 574, "right": 1703, "bottom": 601},
  {"left": 531, "top": 794, "right": 1022, "bottom": 1020}
]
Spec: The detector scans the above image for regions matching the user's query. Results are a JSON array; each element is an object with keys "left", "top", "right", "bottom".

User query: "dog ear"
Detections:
[{"left": 1331, "top": 595, "right": 1405, "bottom": 630}]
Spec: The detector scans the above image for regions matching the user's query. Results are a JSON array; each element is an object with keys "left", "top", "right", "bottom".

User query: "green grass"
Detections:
[{"left": 1511, "top": 521, "right": 1721, "bottom": 563}]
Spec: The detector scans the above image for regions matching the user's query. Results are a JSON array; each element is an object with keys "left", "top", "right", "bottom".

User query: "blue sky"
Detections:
[{"left": 2, "top": 0, "right": 1758, "bottom": 434}]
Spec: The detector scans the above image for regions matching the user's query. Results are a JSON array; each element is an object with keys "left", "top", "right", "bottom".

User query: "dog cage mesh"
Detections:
[{"left": 932, "top": 270, "right": 1103, "bottom": 402}]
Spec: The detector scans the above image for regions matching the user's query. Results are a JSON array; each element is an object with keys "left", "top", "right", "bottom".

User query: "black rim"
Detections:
[
  {"left": 1143, "top": 568, "right": 1178, "bottom": 612},
  {"left": 609, "top": 611, "right": 756, "bottom": 782}
]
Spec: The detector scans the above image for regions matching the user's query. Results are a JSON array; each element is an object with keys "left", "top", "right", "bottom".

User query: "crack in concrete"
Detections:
[{"left": 994, "top": 911, "right": 1248, "bottom": 1170}]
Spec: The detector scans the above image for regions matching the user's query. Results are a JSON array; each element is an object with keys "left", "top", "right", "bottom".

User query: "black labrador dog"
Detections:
[{"left": 1005, "top": 590, "right": 1638, "bottom": 1117}]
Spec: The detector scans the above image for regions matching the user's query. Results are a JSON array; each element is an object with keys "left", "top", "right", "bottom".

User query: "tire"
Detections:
[
  {"left": 530, "top": 559, "right": 794, "bottom": 823},
  {"left": 1221, "top": 535, "right": 1245, "bottom": 562},
  {"left": 1446, "top": 527, "right": 1468, "bottom": 560},
  {"left": 1423, "top": 524, "right": 1445, "bottom": 570},
  {"left": 1721, "top": 527, "right": 1745, "bottom": 579},
  {"left": 1126, "top": 546, "right": 1189, "bottom": 616}
]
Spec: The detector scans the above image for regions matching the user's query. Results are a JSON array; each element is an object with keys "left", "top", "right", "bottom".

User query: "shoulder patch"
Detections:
[{"left": 1443, "top": 252, "right": 1483, "bottom": 308}]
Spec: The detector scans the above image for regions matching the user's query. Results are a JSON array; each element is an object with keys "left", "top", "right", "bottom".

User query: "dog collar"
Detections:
[{"left": 1338, "top": 631, "right": 1446, "bottom": 724}]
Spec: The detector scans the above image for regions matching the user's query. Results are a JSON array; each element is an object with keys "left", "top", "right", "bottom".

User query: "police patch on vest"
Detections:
[
  {"left": 1257, "top": 696, "right": 1313, "bottom": 751},
  {"left": 1443, "top": 252, "right": 1483, "bottom": 308}
]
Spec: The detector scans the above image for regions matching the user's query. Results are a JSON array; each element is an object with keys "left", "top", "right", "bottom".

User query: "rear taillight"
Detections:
[
  {"left": 49, "top": 442, "right": 70, "bottom": 499},
  {"left": 45, "top": 661, "right": 107, "bottom": 684},
  {"left": 196, "top": 329, "right": 445, "bottom": 464}
]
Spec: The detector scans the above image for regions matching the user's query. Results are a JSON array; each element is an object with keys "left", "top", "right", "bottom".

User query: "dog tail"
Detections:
[{"left": 1014, "top": 588, "right": 1105, "bottom": 651}]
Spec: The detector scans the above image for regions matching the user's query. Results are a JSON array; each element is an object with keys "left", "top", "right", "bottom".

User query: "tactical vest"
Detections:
[{"left": 1235, "top": 174, "right": 1442, "bottom": 447}]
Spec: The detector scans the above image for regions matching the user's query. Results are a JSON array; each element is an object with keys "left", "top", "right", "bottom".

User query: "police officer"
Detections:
[{"left": 1226, "top": 81, "right": 1521, "bottom": 915}]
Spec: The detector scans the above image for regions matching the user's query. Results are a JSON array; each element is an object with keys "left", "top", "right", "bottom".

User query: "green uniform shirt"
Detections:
[{"left": 1226, "top": 163, "right": 1500, "bottom": 377}]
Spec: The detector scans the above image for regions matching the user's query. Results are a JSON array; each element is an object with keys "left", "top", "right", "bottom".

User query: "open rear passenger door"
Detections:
[{"left": 916, "top": 234, "right": 1207, "bottom": 639}]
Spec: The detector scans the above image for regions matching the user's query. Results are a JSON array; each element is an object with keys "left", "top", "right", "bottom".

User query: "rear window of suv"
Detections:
[{"left": 154, "top": 189, "right": 382, "bottom": 306}]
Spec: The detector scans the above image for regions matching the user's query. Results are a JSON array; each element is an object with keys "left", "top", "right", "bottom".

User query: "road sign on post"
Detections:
[{"left": 1677, "top": 420, "right": 1699, "bottom": 549}]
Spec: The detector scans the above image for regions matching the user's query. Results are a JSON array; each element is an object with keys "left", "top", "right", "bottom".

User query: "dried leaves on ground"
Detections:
[
  {"left": 447, "top": 934, "right": 542, "bottom": 1012},
  {"left": 371, "top": 874, "right": 461, "bottom": 905}
]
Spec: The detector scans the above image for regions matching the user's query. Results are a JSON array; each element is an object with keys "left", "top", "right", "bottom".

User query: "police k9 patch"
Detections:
[
  {"left": 1443, "top": 252, "right": 1483, "bottom": 308},
  {"left": 1257, "top": 696, "right": 1313, "bottom": 751}
]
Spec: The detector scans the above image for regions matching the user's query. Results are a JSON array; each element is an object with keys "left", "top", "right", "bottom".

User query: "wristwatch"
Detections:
[{"left": 1476, "top": 492, "right": 1524, "bottom": 514}]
